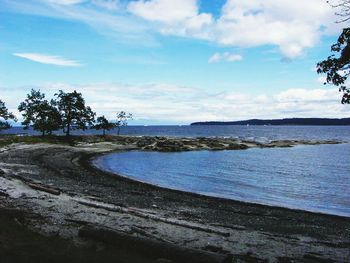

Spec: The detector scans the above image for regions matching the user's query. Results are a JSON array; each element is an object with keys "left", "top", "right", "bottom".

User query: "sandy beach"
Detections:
[{"left": 0, "top": 135, "right": 349, "bottom": 262}]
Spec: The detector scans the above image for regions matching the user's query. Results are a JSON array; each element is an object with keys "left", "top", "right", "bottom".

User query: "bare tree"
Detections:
[
  {"left": 115, "top": 111, "right": 132, "bottom": 135},
  {"left": 328, "top": 0, "right": 350, "bottom": 23}
]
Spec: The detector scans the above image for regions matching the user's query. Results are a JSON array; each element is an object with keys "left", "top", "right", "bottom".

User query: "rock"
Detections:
[
  {"left": 136, "top": 137, "right": 157, "bottom": 147},
  {"left": 130, "top": 135, "right": 341, "bottom": 152},
  {"left": 154, "top": 140, "right": 188, "bottom": 152},
  {"left": 227, "top": 143, "right": 249, "bottom": 150},
  {"left": 206, "top": 141, "right": 225, "bottom": 149}
]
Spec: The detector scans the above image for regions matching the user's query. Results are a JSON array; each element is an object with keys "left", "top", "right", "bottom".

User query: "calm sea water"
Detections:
[{"left": 90, "top": 125, "right": 350, "bottom": 217}]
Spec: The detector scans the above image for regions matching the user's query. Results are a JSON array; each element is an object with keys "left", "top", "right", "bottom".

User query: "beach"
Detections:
[{"left": 0, "top": 135, "right": 349, "bottom": 262}]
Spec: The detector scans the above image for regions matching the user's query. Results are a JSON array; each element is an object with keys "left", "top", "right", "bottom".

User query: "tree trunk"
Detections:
[
  {"left": 66, "top": 123, "right": 70, "bottom": 136},
  {"left": 103, "top": 129, "right": 106, "bottom": 136},
  {"left": 117, "top": 126, "right": 120, "bottom": 135}
]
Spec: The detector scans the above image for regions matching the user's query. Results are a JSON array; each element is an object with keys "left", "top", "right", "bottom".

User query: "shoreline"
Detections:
[{"left": 0, "top": 135, "right": 349, "bottom": 262}]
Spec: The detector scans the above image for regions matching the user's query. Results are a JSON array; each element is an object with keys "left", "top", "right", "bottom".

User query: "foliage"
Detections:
[
  {"left": 115, "top": 111, "right": 132, "bottom": 135},
  {"left": 55, "top": 90, "right": 95, "bottom": 136},
  {"left": 0, "top": 100, "right": 16, "bottom": 131},
  {"left": 317, "top": 28, "right": 350, "bottom": 104},
  {"left": 18, "top": 89, "right": 62, "bottom": 135},
  {"left": 93, "top": 115, "right": 116, "bottom": 136}
]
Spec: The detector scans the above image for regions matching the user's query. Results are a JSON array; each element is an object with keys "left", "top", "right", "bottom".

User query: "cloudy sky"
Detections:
[{"left": 0, "top": 0, "right": 349, "bottom": 124}]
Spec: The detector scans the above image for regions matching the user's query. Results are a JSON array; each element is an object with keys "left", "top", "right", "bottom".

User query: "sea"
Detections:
[{"left": 3, "top": 125, "right": 350, "bottom": 217}]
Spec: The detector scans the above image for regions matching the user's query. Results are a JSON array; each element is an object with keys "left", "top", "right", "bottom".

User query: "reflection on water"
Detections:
[{"left": 94, "top": 144, "right": 350, "bottom": 217}]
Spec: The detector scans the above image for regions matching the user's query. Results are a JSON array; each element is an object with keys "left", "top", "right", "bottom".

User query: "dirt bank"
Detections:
[{"left": 0, "top": 136, "right": 349, "bottom": 262}]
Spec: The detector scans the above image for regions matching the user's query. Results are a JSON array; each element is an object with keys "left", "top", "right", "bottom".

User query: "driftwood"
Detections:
[
  {"left": 27, "top": 182, "right": 61, "bottom": 195},
  {"left": 79, "top": 225, "right": 232, "bottom": 263},
  {"left": 76, "top": 199, "right": 230, "bottom": 237},
  {"left": 129, "top": 225, "right": 172, "bottom": 243}
]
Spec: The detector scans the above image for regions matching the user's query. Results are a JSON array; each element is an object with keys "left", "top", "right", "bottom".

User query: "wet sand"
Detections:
[{"left": 0, "top": 136, "right": 349, "bottom": 262}]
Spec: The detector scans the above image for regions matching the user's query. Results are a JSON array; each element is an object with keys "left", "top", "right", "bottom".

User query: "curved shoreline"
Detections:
[
  {"left": 0, "top": 135, "right": 349, "bottom": 262},
  {"left": 89, "top": 145, "right": 350, "bottom": 219},
  {"left": 88, "top": 150, "right": 350, "bottom": 220}
]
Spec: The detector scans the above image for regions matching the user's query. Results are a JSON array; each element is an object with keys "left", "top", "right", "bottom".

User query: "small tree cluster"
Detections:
[
  {"left": 18, "top": 89, "right": 95, "bottom": 136},
  {"left": 93, "top": 111, "right": 133, "bottom": 136},
  {"left": 55, "top": 90, "right": 95, "bottom": 136},
  {"left": 18, "top": 90, "right": 61, "bottom": 136},
  {"left": 0, "top": 100, "right": 16, "bottom": 131},
  {"left": 0, "top": 89, "right": 132, "bottom": 136},
  {"left": 93, "top": 115, "right": 116, "bottom": 136}
]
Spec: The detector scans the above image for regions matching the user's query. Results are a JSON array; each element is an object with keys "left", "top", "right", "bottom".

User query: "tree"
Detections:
[
  {"left": 317, "top": 28, "right": 350, "bottom": 104},
  {"left": 317, "top": 1, "right": 350, "bottom": 104},
  {"left": 18, "top": 89, "right": 62, "bottom": 136},
  {"left": 0, "top": 100, "right": 16, "bottom": 131},
  {"left": 327, "top": 0, "right": 350, "bottom": 23},
  {"left": 55, "top": 90, "right": 95, "bottom": 136},
  {"left": 93, "top": 115, "right": 116, "bottom": 136},
  {"left": 115, "top": 111, "right": 132, "bottom": 135}
]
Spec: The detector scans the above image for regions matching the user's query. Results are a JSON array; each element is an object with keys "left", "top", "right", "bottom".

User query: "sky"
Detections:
[{"left": 0, "top": 0, "right": 349, "bottom": 125}]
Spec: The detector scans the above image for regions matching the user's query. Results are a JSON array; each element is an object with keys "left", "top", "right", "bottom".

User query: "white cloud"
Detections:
[
  {"left": 208, "top": 52, "right": 242, "bottom": 63},
  {"left": 127, "top": 0, "right": 213, "bottom": 40},
  {"left": 127, "top": 0, "right": 340, "bottom": 58},
  {"left": 4, "top": 0, "right": 342, "bottom": 58},
  {"left": 127, "top": 0, "right": 198, "bottom": 23},
  {"left": 13, "top": 53, "right": 82, "bottom": 67},
  {"left": 2, "top": 82, "right": 346, "bottom": 124},
  {"left": 274, "top": 88, "right": 339, "bottom": 103},
  {"left": 214, "top": 0, "right": 337, "bottom": 58},
  {"left": 316, "top": 76, "right": 327, "bottom": 84}
]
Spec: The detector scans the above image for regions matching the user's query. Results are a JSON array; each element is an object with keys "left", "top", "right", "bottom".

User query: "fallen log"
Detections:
[
  {"left": 79, "top": 225, "right": 232, "bottom": 263},
  {"left": 76, "top": 198, "right": 230, "bottom": 237},
  {"left": 129, "top": 225, "right": 172, "bottom": 243},
  {"left": 27, "top": 182, "right": 61, "bottom": 195}
]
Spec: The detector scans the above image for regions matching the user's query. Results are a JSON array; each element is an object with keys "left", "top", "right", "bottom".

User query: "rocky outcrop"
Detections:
[
  {"left": 130, "top": 137, "right": 342, "bottom": 152},
  {"left": 0, "top": 134, "right": 343, "bottom": 153}
]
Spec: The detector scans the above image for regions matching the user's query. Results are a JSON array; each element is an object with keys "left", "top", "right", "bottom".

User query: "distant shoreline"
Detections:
[{"left": 191, "top": 117, "right": 350, "bottom": 126}]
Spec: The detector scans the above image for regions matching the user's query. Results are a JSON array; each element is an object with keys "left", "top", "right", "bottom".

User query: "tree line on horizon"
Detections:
[{"left": 0, "top": 89, "right": 132, "bottom": 136}]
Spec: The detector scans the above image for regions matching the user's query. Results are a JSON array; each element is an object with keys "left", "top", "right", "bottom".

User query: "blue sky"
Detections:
[{"left": 0, "top": 0, "right": 349, "bottom": 124}]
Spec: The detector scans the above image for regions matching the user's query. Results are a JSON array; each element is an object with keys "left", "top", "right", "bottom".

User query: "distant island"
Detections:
[{"left": 191, "top": 118, "right": 350, "bottom": 126}]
